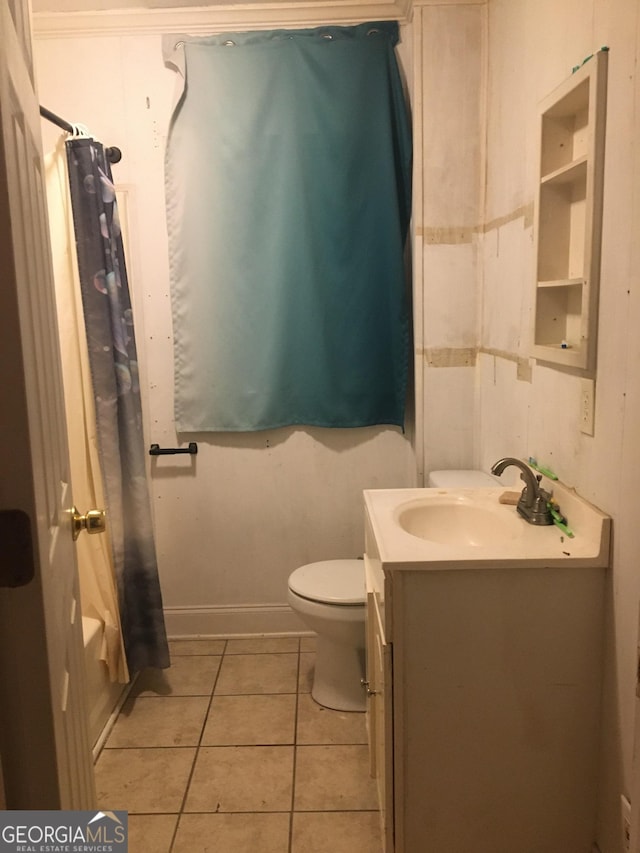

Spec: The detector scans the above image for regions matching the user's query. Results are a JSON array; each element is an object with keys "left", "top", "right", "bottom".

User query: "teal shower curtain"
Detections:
[{"left": 166, "top": 22, "right": 412, "bottom": 431}]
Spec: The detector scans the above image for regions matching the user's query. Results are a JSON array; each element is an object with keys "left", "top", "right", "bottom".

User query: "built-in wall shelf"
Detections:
[
  {"left": 532, "top": 49, "right": 608, "bottom": 373},
  {"left": 540, "top": 155, "right": 588, "bottom": 186},
  {"left": 537, "top": 277, "right": 584, "bottom": 288}
]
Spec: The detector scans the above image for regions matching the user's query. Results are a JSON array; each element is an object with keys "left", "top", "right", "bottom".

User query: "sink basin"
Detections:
[
  {"left": 364, "top": 484, "right": 611, "bottom": 568},
  {"left": 397, "top": 498, "right": 522, "bottom": 546}
]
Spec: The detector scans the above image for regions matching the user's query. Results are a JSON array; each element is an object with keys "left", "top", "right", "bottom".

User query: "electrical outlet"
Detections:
[
  {"left": 580, "top": 378, "right": 595, "bottom": 436},
  {"left": 621, "top": 794, "right": 631, "bottom": 852}
]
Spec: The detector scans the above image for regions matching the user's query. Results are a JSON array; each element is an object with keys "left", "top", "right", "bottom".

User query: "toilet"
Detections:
[
  {"left": 287, "top": 559, "right": 366, "bottom": 712},
  {"left": 427, "top": 469, "right": 502, "bottom": 488}
]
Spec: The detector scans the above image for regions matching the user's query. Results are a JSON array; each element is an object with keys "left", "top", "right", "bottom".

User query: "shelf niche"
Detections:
[{"left": 532, "top": 50, "right": 608, "bottom": 373}]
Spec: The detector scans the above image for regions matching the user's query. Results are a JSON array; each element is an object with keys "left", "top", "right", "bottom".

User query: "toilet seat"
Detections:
[{"left": 288, "top": 560, "right": 365, "bottom": 606}]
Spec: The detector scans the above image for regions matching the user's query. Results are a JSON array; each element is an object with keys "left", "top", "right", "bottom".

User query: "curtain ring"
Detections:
[
  {"left": 71, "top": 122, "right": 91, "bottom": 138},
  {"left": 223, "top": 40, "right": 236, "bottom": 47},
  {"left": 175, "top": 40, "right": 185, "bottom": 49},
  {"left": 321, "top": 33, "right": 333, "bottom": 39},
  {"left": 367, "top": 28, "right": 381, "bottom": 36}
]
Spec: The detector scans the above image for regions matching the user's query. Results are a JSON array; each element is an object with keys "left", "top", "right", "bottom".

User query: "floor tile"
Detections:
[
  {"left": 130, "top": 656, "right": 221, "bottom": 697},
  {"left": 298, "top": 653, "right": 314, "bottom": 694},
  {"left": 225, "top": 637, "right": 300, "bottom": 654},
  {"left": 169, "top": 638, "right": 226, "bottom": 656},
  {"left": 294, "top": 745, "right": 378, "bottom": 811},
  {"left": 215, "top": 653, "right": 298, "bottom": 695},
  {"left": 93, "top": 634, "right": 381, "bottom": 837},
  {"left": 173, "top": 813, "right": 290, "bottom": 853},
  {"left": 184, "top": 746, "right": 294, "bottom": 812},
  {"left": 105, "top": 696, "right": 209, "bottom": 747},
  {"left": 95, "top": 747, "right": 196, "bottom": 813},
  {"left": 296, "top": 693, "right": 367, "bottom": 745},
  {"left": 127, "top": 814, "right": 178, "bottom": 853},
  {"left": 291, "top": 811, "right": 382, "bottom": 853},
  {"left": 202, "top": 694, "right": 296, "bottom": 745}
]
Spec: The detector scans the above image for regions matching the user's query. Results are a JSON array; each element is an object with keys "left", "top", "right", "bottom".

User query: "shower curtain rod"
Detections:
[{"left": 39, "top": 105, "right": 122, "bottom": 164}]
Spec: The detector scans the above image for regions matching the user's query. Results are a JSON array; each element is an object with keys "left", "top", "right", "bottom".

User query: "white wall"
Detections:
[
  {"left": 35, "top": 28, "right": 417, "bottom": 637},
  {"left": 412, "top": 1, "right": 485, "bottom": 480},
  {"left": 479, "top": 1, "right": 640, "bottom": 850}
]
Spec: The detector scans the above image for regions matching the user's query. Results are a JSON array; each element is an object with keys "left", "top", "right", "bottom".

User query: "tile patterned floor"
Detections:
[{"left": 95, "top": 636, "right": 382, "bottom": 853}]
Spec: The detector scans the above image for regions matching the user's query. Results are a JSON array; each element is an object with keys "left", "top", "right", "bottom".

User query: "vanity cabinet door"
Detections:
[
  {"left": 365, "top": 591, "right": 378, "bottom": 779},
  {"left": 367, "top": 590, "right": 394, "bottom": 852}
]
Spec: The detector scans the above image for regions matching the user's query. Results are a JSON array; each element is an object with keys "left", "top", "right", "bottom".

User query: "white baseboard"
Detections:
[{"left": 163, "top": 602, "right": 309, "bottom": 638}]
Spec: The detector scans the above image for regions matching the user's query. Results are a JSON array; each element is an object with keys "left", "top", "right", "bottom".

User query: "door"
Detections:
[
  {"left": 0, "top": 0, "right": 95, "bottom": 808},
  {"left": 631, "top": 617, "right": 640, "bottom": 853}
]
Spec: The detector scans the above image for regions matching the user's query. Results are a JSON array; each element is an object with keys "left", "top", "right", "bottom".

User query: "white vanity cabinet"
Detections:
[{"left": 363, "top": 487, "right": 610, "bottom": 853}]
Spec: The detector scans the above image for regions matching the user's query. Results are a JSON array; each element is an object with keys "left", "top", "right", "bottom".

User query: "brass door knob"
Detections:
[{"left": 71, "top": 507, "right": 106, "bottom": 541}]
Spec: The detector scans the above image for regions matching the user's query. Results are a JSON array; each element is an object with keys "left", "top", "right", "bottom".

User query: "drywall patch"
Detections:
[
  {"left": 421, "top": 346, "right": 477, "bottom": 367},
  {"left": 419, "top": 226, "right": 475, "bottom": 245},
  {"left": 516, "top": 358, "right": 533, "bottom": 382},
  {"left": 416, "top": 202, "right": 534, "bottom": 245},
  {"left": 483, "top": 202, "right": 534, "bottom": 233},
  {"left": 479, "top": 346, "right": 518, "bottom": 364},
  {"left": 479, "top": 346, "right": 533, "bottom": 383}
]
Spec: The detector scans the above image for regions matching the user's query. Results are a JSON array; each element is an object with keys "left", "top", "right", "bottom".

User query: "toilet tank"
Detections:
[{"left": 427, "top": 469, "right": 502, "bottom": 488}]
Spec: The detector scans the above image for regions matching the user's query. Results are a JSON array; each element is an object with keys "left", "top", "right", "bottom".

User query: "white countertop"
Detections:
[{"left": 364, "top": 481, "right": 611, "bottom": 570}]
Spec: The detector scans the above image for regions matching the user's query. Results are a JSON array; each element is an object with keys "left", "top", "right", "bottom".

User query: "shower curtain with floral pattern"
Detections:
[{"left": 65, "top": 138, "right": 169, "bottom": 673}]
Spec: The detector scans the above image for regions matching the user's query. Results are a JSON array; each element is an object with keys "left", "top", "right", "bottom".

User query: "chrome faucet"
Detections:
[{"left": 490, "top": 457, "right": 553, "bottom": 526}]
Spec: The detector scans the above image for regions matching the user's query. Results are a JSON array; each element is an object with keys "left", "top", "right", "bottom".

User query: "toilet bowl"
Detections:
[{"left": 287, "top": 559, "right": 366, "bottom": 712}]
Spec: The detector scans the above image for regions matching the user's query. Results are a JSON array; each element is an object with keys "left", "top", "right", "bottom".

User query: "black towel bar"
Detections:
[{"left": 149, "top": 443, "right": 198, "bottom": 456}]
